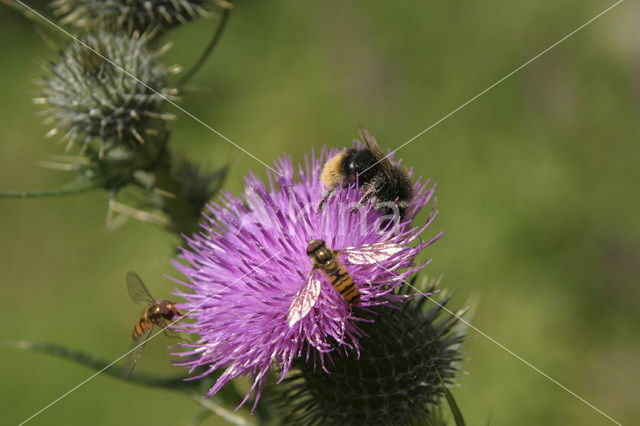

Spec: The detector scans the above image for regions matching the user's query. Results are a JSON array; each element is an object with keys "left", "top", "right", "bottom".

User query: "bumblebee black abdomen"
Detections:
[{"left": 376, "top": 170, "right": 413, "bottom": 210}]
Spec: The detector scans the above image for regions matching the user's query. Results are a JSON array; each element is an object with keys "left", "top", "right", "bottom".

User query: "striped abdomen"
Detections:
[
  {"left": 323, "top": 263, "right": 361, "bottom": 305},
  {"left": 132, "top": 312, "right": 154, "bottom": 339},
  {"left": 307, "top": 239, "right": 361, "bottom": 306}
]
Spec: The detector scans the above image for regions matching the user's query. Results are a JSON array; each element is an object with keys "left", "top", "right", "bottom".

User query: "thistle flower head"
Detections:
[
  {"left": 279, "top": 277, "right": 466, "bottom": 425},
  {"left": 171, "top": 147, "right": 441, "bottom": 410},
  {"left": 36, "top": 30, "right": 177, "bottom": 154},
  {"left": 51, "top": 0, "right": 216, "bottom": 34}
]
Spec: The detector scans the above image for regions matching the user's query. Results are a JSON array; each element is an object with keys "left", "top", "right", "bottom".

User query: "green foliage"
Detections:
[{"left": 437, "top": 368, "right": 466, "bottom": 426}]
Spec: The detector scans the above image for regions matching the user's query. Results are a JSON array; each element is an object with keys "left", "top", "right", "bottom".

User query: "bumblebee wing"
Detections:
[
  {"left": 359, "top": 126, "right": 395, "bottom": 182},
  {"left": 340, "top": 242, "right": 404, "bottom": 265},
  {"left": 127, "top": 271, "right": 154, "bottom": 305},
  {"left": 122, "top": 325, "right": 153, "bottom": 378},
  {"left": 286, "top": 270, "right": 322, "bottom": 327}
]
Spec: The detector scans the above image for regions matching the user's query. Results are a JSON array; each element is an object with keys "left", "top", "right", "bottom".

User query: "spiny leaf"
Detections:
[{"left": 436, "top": 367, "right": 466, "bottom": 426}]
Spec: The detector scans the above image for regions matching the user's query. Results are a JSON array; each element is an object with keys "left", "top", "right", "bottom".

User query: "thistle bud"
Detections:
[
  {"left": 51, "top": 0, "right": 217, "bottom": 34},
  {"left": 149, "top": 157, "right": 228, "bottom": 235},
  {"left": 36, "top": 30, "right": 177, "bottom": 156}
]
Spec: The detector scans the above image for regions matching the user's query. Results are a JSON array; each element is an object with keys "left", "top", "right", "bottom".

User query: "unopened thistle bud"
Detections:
[
  {"left": 51, "top": 0, "right": 217, "bottom": 34},
  {"left": 36, "top": 30, "right": 177, "bottom": 155},
  {"left": 151, "top": 157, "right": 228, "bottom": 235},
  {"left": 279, "top": 277, "right": 466, "bottom": 426}
]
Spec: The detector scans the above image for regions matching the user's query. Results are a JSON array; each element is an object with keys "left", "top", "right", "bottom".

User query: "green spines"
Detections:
[
  {"left": 38, "top": 30, "right": 176, "bottom": 154},
  {"left": 51, "top": 0, "right": 217, "bottom": 35},
  {"left": 279, "top": 278, "right": 466, "bottom": 426}
]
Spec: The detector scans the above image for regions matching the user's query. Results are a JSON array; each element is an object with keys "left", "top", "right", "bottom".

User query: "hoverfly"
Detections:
[
  {"left": 286, "top": 239, "right": 403, "bottom": 327},
  {"left": 123, "top": 271, "right": 181, "bottom": 378}
]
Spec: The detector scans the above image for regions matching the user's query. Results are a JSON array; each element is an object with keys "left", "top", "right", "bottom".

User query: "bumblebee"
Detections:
[{"left": 320, "top": 127, "right": 413, "bottom": 221}]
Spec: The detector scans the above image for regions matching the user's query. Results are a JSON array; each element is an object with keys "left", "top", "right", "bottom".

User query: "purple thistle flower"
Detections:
[{"left": 171, "top": 146, "right": 441, "bottom": 410}]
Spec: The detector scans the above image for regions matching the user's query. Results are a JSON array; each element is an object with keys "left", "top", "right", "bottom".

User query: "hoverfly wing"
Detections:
[
  {"left": 286, "top": 270, "right": 322, "bottom": 327},
  {"left": 358, "top": 126, "right": 395, "bottom": 182},
  {"left": 340, "top": 242, "right": 404, "bottom": 265},
  {"left": 126, "top": 271, "right": 155, "bottom": 305},
  {"left": 122, "top": 324, "right": 153, "bottom": 378}
]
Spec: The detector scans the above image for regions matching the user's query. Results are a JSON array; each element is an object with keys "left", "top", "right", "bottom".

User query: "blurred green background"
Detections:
[{"left": 1, "top": 0, "right": 639, "bottom": 424}]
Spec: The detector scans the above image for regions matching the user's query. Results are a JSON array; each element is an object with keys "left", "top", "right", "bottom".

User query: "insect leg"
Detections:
[
  {"left": 319, "top": 187, "right": 338, "bottom": 210},
  {"left": 161, "top": 324, "right": 190, "bottom": 343},
  {"left": 349, "top": 188, "right": 377, "bottom": 215}
]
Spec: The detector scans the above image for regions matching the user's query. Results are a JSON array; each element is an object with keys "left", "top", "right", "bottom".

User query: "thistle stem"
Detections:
[
  {"left": 178, "top": 4, "right": 232, "bottom": 86},
  {"left": 4, "top": 340, "right": 194, "bottom": 389},
  {"left": 6, "top": 340, "right": 247, "bottom": 403},
  {"left": 0, "top": 180, "right": 96, "bottom": 198}
]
